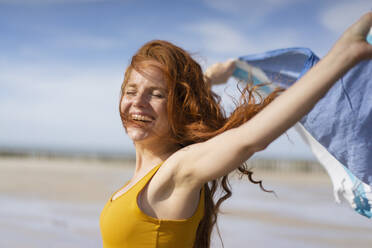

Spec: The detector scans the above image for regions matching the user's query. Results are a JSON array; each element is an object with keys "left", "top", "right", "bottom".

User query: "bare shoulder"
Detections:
[
  {"left": 148, "top": 147, "right": 201, "bottom": 195},
  {"left": 140, "top": 150, "right": 203, "bottom": 219}
]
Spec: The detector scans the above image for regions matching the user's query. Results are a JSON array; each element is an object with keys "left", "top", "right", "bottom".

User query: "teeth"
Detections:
[{"left": 131, "top": 114, "right": 152, "bottom": 122}]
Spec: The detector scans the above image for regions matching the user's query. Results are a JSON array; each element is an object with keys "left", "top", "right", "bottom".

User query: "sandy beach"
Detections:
[{"left": 1, "top": 156, "right": 371, "bottom": 248}]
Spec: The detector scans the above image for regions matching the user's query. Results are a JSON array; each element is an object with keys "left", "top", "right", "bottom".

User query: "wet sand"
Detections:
[{"left": 0, "top": 156, "right": 371, "bottom": 248}]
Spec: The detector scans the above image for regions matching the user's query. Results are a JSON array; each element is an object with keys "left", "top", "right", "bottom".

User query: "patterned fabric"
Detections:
[{"left": 233, "top": 48, "right": 372, "bottom": 218}]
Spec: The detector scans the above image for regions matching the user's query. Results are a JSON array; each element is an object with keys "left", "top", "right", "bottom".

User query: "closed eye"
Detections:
[
  {"left": 125, "top": 91, "right": 136, "bottom": 96},
  {"left": 152, "top": 93, "right": 164, "bottom": 98},
  {"left": 151, "top": 90, "right": 165, "bottom": 98}
]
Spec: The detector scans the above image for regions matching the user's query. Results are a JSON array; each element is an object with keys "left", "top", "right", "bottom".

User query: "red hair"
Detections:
[{"left": 120, "top": 40, "right": 282, "bottom": 247}]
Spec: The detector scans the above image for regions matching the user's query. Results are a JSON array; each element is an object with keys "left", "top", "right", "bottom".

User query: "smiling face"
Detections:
[{"left": 120, "top": 66, "right": 170, "bottom": 144}]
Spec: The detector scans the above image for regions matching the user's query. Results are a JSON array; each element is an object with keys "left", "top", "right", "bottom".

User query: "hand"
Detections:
[
  {"left": 204, "top": 59, "right": 236, "bottom": 85},
  {"left": 331, "top": 12, "right": 372, "bottom": 64}
]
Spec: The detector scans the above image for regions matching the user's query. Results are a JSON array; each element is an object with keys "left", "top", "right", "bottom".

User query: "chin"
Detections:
[
  {"left": 127, "top": 129, "right": 150, "bottom": 142},
  {"left": 125, "top": 124, "right": 169, "bottom": 143},
  {"left": 127, "top": 124, "right": 160, "bottom": 142}
]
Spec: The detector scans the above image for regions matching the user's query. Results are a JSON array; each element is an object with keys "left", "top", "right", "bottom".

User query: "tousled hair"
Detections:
[{"left": 119, "top": 40, "right": 282, "bottom": 248}]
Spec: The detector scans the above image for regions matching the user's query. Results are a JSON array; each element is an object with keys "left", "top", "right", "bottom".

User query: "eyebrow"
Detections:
[
  {"left": 125, "top": 83, "right": 137, "bottom": 88},
  {"left": 125, "top": 83, "right": 167, "bottom": 92}
]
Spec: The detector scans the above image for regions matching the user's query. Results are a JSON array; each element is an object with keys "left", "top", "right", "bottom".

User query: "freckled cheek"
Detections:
[
  {"left": 120, "top": 98, "right": 130, "bottom": 113},
  {"left": 157, "top": 104, "right": 169, "bottom": 128},
  {"left": 155, "top": 102, "right": 167, "bottom": 117}
]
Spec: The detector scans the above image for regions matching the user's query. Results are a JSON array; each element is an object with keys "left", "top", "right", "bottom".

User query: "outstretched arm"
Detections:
[
  {"left": 203, "top": 58, "right": 235, "bottom": 86},
  {"left": 174, "top": 13, "right": 372, "bottom": 187}
]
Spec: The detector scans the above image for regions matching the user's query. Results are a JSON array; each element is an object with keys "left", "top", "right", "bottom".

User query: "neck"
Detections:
[{"left": 134, "top": 139, "right": 179, "bottom": 172}]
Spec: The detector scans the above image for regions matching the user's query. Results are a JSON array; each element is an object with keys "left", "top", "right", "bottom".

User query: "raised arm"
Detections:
[{"left": 174, "top": 13, "right": 372, "bottom": 187}]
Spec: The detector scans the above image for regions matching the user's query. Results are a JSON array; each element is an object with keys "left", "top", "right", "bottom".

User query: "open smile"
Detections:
[{"left": 130, "top": 114, "right": 154, "bottom": 123}]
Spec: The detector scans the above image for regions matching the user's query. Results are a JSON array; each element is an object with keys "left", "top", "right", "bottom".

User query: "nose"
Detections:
[{"left": 132, "top": 92, "right": 149, "bottom": 107}]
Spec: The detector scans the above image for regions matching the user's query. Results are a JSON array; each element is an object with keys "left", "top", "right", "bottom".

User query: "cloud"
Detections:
[
  {"left": 320, "top": 0, "right": 371, "bottom": 34},
  {"left": 203, "top": 0, "right": 291, "bottom": 13},
  {"left": 203, "top": 0, "right": 305, "bottom": 21},
  {"left": 186, "top": 21, "right": 256, "bottom": 55},
  {"left": 185, "top": 20, "right": 300, "bottom": 60},
  {"left": 52, "top": 33, "right": 124, "bottom": 50},
  {"left": 0, "top": 59, "right": 132, "bottom": 151},
  {"left": 0, "top": 0, "right": 108, "bottom": 4},
  {"left": 11, "top": 29, "right": 126, "bottom": 59}
]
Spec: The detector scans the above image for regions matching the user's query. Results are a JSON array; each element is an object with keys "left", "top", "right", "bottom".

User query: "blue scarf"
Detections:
[{"left": 233, "top": 47, "right": 372, "bottom": 218}]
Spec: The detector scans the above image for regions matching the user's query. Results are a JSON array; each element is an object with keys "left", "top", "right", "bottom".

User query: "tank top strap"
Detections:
[
  {"left": 110, "top": 162, "right": 163, "bottom": 202},
  {"left": 134, "top": 162, "right": 163, "bottom": 191}
]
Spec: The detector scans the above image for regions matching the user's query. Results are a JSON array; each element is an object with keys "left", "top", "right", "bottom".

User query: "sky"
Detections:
[{"left": 0, "top": 0, "right": 370, "bottom": 159}]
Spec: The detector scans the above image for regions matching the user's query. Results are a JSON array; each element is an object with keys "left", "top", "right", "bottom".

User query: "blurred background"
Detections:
[{"left": 1, "top": 0, "right": 371, "bottom": 247}]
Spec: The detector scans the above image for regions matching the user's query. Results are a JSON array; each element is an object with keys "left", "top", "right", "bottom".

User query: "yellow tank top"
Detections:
[{"left": 100, "top": 163, "right": 205, "bottom": 248}]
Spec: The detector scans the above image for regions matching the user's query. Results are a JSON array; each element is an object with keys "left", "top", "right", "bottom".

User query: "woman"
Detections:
[{"left": 100, "top": 13, "right": 372, "bottom": 248}]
